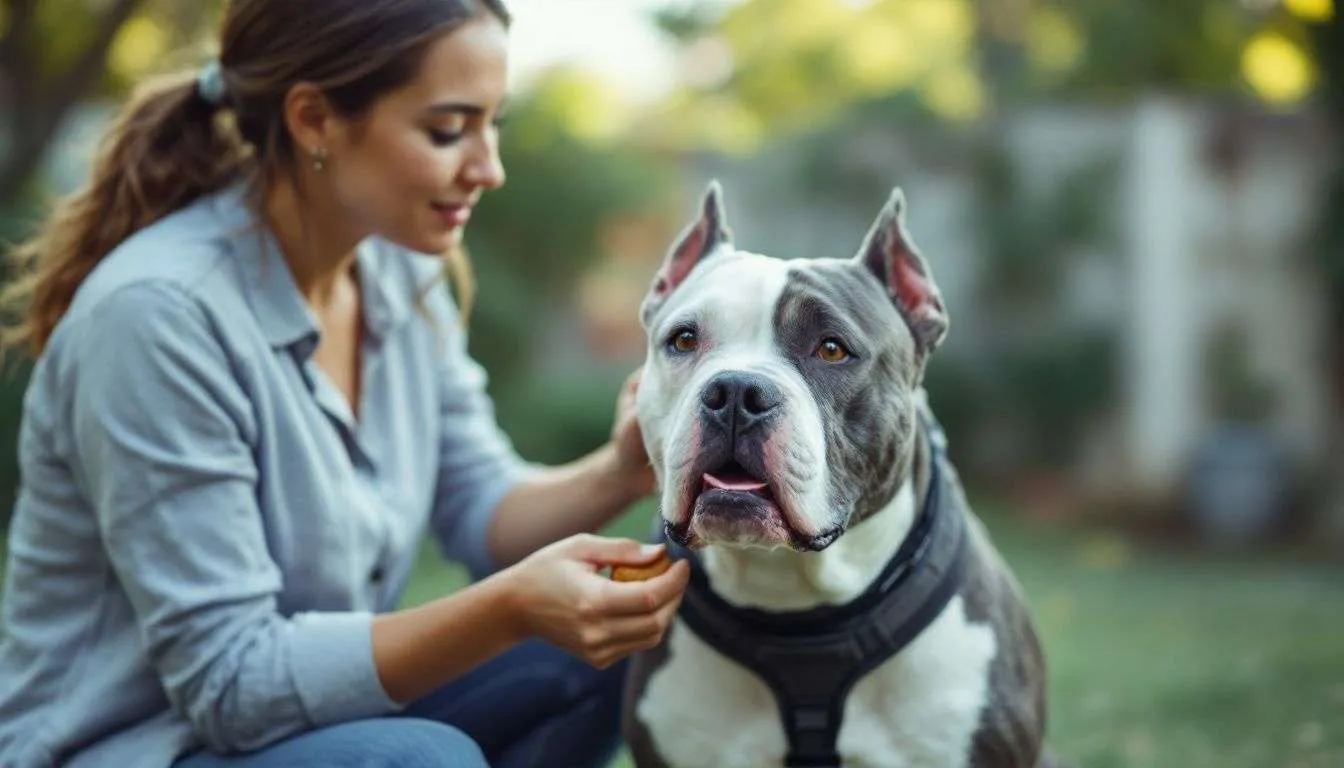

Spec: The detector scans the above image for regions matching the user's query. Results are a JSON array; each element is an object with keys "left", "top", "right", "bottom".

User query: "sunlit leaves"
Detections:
[
  {"left": 838, "top": 16, "right": 918, "bottom": 95},
  {"left": 650, "top": 0, "right": 986, "bottom": 152},
  {"left": 1026, "top": 6, "right": 1084, "bottom": 77},
  {"left": 1241, "top": 30, "right": 1316, "bottom": 104},
  {"left": 920, "top": 64, "right": 985, "bottom": 122},
  {"left": 109, "top": 14, "right": 169, "bottom": 80},
  {"left": 519, "top": 67, "right": 634, "bottom": 147},
  {"left": 1284, "top": 0, "right": 1334, "bottom": 23}
]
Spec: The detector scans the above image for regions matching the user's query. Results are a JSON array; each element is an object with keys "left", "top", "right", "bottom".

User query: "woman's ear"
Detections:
[{"left": 282, "top": 81, "right": 339, "bottom": 160}]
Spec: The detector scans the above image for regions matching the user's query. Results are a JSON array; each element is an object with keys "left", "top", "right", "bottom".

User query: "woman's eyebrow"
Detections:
[
  {"left": 426, "top": 102, "right": 485, "bottom": 116},
  {"left": 425, "top": 98, "right": 509, "bottom": 117}
]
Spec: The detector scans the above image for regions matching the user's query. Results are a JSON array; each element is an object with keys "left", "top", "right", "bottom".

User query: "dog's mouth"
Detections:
[
  {"left": 668, "top": 459, "right": 798, "bottom": 549},
  {"left": 701, "top": 459, "right": 774, "bottom": 500}
]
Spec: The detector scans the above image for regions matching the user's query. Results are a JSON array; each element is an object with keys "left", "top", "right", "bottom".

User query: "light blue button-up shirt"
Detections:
[{"left": 0, "top": 183, "right": 536, "bottom": 767}]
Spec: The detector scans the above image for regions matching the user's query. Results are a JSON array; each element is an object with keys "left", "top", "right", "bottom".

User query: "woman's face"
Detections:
[{"left": 323, "top": 13, "right": 509, "bottom": 255}]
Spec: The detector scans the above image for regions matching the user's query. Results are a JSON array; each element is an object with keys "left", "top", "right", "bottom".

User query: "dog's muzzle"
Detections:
[{"left": 664, "top": 370, "right": 829, "bottom": 550}]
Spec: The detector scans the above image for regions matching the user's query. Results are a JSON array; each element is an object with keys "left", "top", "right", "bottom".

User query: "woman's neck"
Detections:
[{"left": 263, "top": 177, "right": 367, "bottom": 308}]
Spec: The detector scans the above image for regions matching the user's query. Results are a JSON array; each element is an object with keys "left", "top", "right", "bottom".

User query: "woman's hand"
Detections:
[
  {"left": 609, "top": 368, "right": 657, "bottom": 500},
  {"left": 501, "top": 534, "right": 689, "bottom": 669}
]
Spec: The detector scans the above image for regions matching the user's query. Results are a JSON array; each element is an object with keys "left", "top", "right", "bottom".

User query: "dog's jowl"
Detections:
[{"left": 623, "top": 182, "right": 1048, "bottom": 768}]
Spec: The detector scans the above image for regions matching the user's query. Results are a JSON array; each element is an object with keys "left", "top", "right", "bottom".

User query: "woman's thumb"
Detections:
[{"left": 564, "top": 534, "right": 665, "bottom": 566}]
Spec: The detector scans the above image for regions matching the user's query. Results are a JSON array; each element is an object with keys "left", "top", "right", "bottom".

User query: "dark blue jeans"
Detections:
[{"left": 174, "top": 639, "right": 628, "bottom": 768}]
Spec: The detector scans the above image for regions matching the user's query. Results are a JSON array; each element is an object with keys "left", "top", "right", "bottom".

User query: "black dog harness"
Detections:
[{"left": 663, "top": 421, "right": 969, "bottom": 768}]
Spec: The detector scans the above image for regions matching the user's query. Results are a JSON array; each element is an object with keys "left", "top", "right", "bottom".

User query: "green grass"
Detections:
[
  {"left": 4, "top": 501, "right": 1342, "bottom": 768},
  {"left": 992, "top": 517, "right": 1344, "bottom": 768}
]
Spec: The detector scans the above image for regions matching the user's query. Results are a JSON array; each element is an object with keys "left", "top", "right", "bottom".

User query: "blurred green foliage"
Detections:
[
  {"left": 1025, "top": 0, "right": 1258, "bottom": 99},
  {"left": 1, "top": 0, "right": 1342, "bottom": 520},
  {"left": 454, "top": 69, "right": 674, "bottom": 464},
  {"left": 1306, "top": 11, "right": 1344, "bottom": 411},
  {"left": 468, "top": 70, "right": 671, "bottom": 308}
]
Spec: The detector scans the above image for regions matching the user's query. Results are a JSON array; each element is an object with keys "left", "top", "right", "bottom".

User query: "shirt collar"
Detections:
[
  {"left": 354, "top": 239, "right": 412, "bottom": 343},
  {"left": 207, "top": 182, "right": 413, "bottom": 357}
]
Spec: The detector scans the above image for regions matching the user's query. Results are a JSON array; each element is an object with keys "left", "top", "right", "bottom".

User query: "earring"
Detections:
[{"left": 310, "top": 146, "right": 328, "bottom": 173}]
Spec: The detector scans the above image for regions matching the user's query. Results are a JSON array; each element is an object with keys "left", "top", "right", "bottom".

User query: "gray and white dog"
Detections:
[{"left": 623, "top": 181, "right": 1048, "bottom": 768}]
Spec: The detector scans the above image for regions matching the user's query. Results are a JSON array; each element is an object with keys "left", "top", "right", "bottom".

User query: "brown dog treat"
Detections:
[{"left": 611, "top": 552, "right": 672, "bottom": 582}]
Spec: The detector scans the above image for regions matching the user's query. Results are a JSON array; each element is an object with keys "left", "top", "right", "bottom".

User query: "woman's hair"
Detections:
[{"left": 0, "top": 0, "right": 508, "bottom": 358}]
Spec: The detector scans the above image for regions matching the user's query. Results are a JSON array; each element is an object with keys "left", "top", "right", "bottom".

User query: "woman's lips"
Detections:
[{"left": 431, "top": 201, "right": 472, "bottom": 227}]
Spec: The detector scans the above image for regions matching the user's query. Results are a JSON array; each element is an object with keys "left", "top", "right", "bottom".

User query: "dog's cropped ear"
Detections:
[
  {"left": 641, "top": 180, "right": 732, "bottom": 325},
  {"left": 853, "top": 187, "right": 949, "bottom": 357}
]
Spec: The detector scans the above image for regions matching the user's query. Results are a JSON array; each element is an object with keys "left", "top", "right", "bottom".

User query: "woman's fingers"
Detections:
[
  {"left": 582, "top": 613, "right": 680, "bottom": 668},
  {"left": 591, "top": 613, "right": 664, "bottom": 649},
  {"left": 598, "top": 559, "right": 690, "bottom": 616},
  {"left": 573, "top": 563, "right": 689, "bottom": 666},
  {"left": 560, "top": 534, "right": 667, "bottom": 569},
  {"left": 588, "top": 635, "right": 666, "bottom": 669},
  {"left": 528, "top": 533, "right": 689, "bottom": 668}
]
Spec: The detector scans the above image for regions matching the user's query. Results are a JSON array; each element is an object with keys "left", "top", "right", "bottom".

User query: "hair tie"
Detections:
[{"left": 196, "top": 60, "right": 228, "bottom": 106}]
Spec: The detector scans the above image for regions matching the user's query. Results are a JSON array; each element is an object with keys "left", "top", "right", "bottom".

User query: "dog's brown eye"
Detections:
[
  {"left": 672, "top": 330, "right": 699, "bottom": 353},
  {"left": 817, "top": 339, "right": 850, "bottom": 363}
]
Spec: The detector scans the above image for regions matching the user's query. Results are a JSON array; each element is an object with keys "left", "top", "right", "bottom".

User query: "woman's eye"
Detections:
[
  {"left": 668, "top": 329, "right": 699, "bottom": 354},
  {"left": 428, "top": 128, "right": 463, "bottom": 147},
  {"left": 817, "top": 339, "right": 851, "bottom": 363}
]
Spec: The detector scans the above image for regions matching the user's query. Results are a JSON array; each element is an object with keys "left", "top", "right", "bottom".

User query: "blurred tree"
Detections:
[
  {"left": 652, "top": 1, "right": 726, "bottom": 42},
  {"left": 1019, "top": 0, "right": 1328, "bottom": 109},
  {"left": 0, "top": 0, "right": 221, "bottom": 207},
  {"left": 1, "top": 0, "right": 143, "bottom": 205},
  {"left": 644, "top": 0, "right": 1292, "bottom": 155},
  {"left": 1308, "top": 0, "right": 1342, "bottom": 365},
  {"left": 1031, "top": 0, "right": 1252, "bottom": 99},
  {"left": 1300, "top": 2, "right": 1344, "bottom": 543},
  {"left": 639, "top": 0, "right": 986, "bottom": 155},
  {"left": 967, "top": 143, "right": 1123, "bottom": 476},
  {"left": 440, "top": 66, "right": 676, "bottom": 461}
]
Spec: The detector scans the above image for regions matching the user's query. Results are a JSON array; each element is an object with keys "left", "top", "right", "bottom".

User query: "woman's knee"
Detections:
[
  {"left": 174, "top": 719, "right": 487, "bottom": 768},
  {"left": 375, "top": 719, "right": 487, "bottom": 768},
  {"left": 298, "top": 718, "right": 486, "bottom": 768}
]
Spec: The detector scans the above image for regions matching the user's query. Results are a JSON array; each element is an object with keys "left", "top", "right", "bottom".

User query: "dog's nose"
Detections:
[{"left": 700, "top": 371, "right": 782, "bottom": 432}]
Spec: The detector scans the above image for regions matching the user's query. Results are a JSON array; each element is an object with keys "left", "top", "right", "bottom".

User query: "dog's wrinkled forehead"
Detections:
[
  {"left": 646, "top": 253, "right": 918, "bottom": 372},
  {"left": 646, "top": 252, "right": 791, "bottom": 338}
]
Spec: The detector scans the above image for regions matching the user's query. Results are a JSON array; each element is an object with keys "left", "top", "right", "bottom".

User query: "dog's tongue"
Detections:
[{"left": 703, "top": 472, "right": 768, "bottom": 492}]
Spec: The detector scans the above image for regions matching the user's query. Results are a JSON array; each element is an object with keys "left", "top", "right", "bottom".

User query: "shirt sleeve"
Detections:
[
  {"left": 70, "top": 281, "right": 401, "bottom": 754},
  {"left": 425, "top": 288, "right": 539, "bottom": 581}
]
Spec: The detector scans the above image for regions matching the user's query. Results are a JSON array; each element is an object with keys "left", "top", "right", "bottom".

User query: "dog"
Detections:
[{"left": 622, "top": 181, "right": 1048, "bottom": 768}]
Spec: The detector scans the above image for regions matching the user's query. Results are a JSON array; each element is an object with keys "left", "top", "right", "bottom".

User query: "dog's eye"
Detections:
[
  {"left": 668, "top": 329, "right": 699, "bottom": 354},
  {"left": 817, "top": 339, "right": 851, "bottom": 363}
]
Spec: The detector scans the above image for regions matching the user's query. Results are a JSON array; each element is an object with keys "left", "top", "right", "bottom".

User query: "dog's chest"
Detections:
[{"left": 635, "top": 595, "right": 997, "bottom": 768}]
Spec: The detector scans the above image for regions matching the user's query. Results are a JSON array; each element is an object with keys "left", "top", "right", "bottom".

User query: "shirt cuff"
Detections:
[{"left": 288, "top": 611, "right": 403, "bottom": 724}]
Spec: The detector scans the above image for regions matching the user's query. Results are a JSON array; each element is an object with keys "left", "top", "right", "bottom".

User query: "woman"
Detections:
[{"left": 0, "top": 1, "right": 689, "bottom": 766}]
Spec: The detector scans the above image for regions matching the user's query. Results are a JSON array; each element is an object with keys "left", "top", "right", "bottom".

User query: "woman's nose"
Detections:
[{"left": 462, "top": 133, "right": 505, "bottom": 190}]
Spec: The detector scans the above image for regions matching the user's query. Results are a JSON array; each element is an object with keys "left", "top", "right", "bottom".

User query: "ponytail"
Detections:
[{"left": 0, "top": 69, "right": 252, "bottom": 358}]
